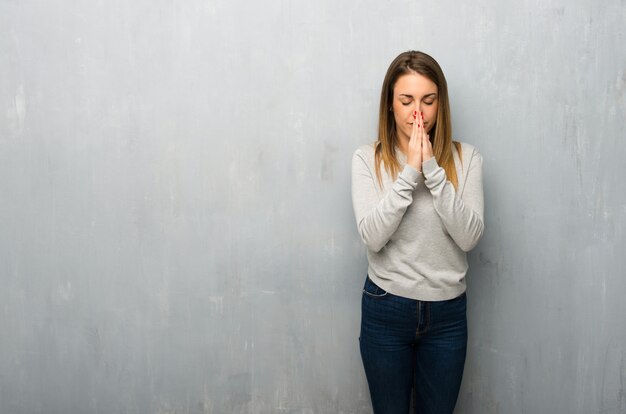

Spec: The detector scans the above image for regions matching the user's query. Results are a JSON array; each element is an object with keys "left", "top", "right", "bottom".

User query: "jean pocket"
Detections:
[{"left": 362, "top": 276, "right": 388, "bottom": 298}]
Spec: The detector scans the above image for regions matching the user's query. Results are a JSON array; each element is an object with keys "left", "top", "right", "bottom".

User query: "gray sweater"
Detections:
[{"left": 351, "top": 142, "right": 484, "bottom": 301}]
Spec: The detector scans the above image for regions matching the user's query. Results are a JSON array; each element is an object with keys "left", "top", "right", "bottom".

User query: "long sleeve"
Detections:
[
  {"left": 351, "top": 149, "right": 420, "bottom": 252},
  {"left": 422, "top": 149, "right": 484, "bottom": 252}
]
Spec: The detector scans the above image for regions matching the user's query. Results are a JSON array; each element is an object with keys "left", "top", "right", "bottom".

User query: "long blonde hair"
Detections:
[{"left": 375, "top": 51, "right": 461, "bottom": 188}]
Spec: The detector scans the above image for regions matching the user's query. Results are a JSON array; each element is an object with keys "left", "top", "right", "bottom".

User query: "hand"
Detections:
[
  {"left": 421, "top": 111, "right": 433, "bottom": 162},
  {"left": 406, "top": 111, "right": 423, "bottom": 172}
]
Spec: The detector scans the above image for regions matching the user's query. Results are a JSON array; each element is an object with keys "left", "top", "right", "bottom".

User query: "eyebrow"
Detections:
[{"left": 399, "top": 93, "right": 437, "bottom": 99}]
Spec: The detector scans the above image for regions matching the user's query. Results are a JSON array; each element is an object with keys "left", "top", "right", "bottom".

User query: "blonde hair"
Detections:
[{"left": 375, "top": 50, "right": 461, "bottom": 188}]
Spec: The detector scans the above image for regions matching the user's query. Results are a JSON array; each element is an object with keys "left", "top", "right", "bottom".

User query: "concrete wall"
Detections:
[{"left": 1, "top": 0, "right": 624, "bottom": 412}]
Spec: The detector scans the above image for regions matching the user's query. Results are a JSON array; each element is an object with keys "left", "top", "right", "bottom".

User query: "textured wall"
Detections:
[{"left": 1, "top": 0, "right": 625, "bottom": 413}]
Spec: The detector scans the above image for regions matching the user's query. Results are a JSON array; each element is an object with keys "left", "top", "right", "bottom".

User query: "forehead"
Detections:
[{"left": 393, "top": 73, "right": 437, "bottom": 95}]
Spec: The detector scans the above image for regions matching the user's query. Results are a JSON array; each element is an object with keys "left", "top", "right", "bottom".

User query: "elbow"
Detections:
[
  {"left": 358, "top": 225, "right": 386, "bottom": 253},
  {"left": 458, "top": 221, "right": 484, "bottom": 252},
  {"left": 368, "top": 242, "right": 386, "bottom": 253},
  {"left": 459, "top": 240, "right": 478, "bottom": 253},
  {"left": 360, "top": 234, "right": 386, "bottom": 253}
]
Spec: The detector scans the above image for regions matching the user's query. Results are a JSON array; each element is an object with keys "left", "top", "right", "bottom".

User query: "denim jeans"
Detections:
[{"left": 360, "top": 276, "right": 467, "bottom": 414}]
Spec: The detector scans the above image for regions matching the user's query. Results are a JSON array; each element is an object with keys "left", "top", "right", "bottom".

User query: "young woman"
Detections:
[{"left": 351, "top": 50, "right": 484, "bottom": 413}]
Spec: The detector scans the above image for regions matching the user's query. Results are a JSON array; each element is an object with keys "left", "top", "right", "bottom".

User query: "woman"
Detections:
[{"left": 351, "top": 50, "right": 484, "bottom": 413}]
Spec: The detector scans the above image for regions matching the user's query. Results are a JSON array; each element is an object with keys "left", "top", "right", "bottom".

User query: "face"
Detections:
[{"left": 391, "top": 72, "right": 439, "bottom": 141}]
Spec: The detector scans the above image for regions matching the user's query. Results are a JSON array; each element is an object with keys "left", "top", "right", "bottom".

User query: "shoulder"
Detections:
[
  {"left": 353, "top": 142, "right": 377, "bottom": 163},
  {"left": 455, "top": 141, "right": 482, "bottom": 162}
]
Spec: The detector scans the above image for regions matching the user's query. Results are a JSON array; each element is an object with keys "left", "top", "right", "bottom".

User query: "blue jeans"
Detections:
[{"left": 360, "top": 276, "right": 467, "bottom": 414}]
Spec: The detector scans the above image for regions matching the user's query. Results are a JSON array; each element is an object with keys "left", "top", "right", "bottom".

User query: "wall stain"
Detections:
[{"left": 321, "top": 141, "right": 337, "bottom": 182}]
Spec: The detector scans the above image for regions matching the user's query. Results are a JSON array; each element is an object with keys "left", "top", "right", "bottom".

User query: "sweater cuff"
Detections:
[
  {"left": 400, "top": 164, "right": 421, "bottom": 185},
  {"left": 422, "top": 157, "right": 439, "bottom": 177}
]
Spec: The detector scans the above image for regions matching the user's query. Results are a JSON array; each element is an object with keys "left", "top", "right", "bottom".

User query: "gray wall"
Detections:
[{"left": 1, "top": 0, "right": 625, "bottom": 413}]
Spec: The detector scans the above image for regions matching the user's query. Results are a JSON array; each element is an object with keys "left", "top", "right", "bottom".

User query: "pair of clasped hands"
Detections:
[{"left": 406, "top": 110, "right": 434, "bottom": 174}]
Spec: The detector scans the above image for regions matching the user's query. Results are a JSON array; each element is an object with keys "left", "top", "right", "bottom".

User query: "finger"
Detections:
[
  {"left": 411, "top": 111, "right": 418, "bottom": 143},
  {"left": 415, "top": 112, "right": 422, "bottom": 149},
  {"left": 423, "top": 132, "right": 433, "bottom": 160},
  {"left": 419, "top": 112, "right": 425, "bottom": 142}
]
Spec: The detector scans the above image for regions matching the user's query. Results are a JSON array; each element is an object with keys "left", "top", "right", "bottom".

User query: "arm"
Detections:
[
  {"left": 351, "top": 149, "right": 420, "bottom": 252},
  {"left": 422, "top": 149, "right": 484, "bottom": 252}
]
